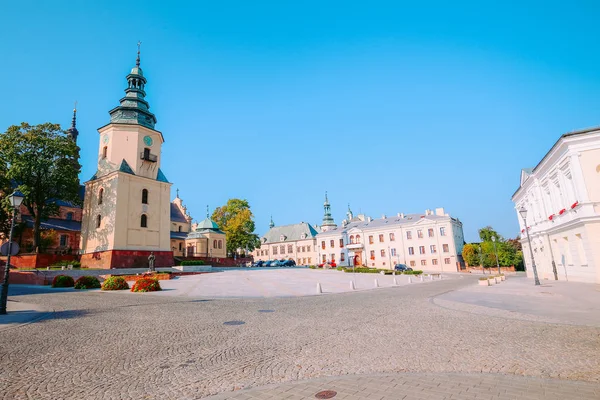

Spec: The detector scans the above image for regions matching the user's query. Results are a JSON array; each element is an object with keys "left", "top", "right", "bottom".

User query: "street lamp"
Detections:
[
  {"left": 1, "top": 191, "right": 24, "bottom": 315},
  {"left": 519, "top": 206, "right": 541, "bottom": 286},
  {"left": 478, "top": 244, "right": 485, "bottom": 275},
  {"left": 492, "top": 236, "right": 500, "bottom": 275}
]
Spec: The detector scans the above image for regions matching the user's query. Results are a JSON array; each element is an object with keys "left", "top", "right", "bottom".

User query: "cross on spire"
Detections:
[
  {"left": 176, "top": 188, "right": 179, "bottom": 198},
  {"left": 136, "top": 41, "right": 141, "bottom": 67},
  {"left": 206, "top": 205, "right": 209, "bottom": 218}
]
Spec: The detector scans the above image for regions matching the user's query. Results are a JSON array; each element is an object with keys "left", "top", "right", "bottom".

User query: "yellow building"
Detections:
[
  {"left": 80, "top": 50, "right": 173, "bottom": 268},
  {"left": 184, "top": 210, "right": 227, "bottom": 259},
  {"left": 170, "top": 191, "right": 193, "bottom": 257}
]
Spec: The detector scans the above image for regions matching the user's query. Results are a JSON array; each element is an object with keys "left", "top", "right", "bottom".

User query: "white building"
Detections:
[
  {"left": 252, "top": 218, "right": 319, "bottom": 266},
  {"left": 512, "top": 126, "right": 600, "bottom": 284},
  {"left": 315, "top": 206, "right": 464, "bottom": 271}
]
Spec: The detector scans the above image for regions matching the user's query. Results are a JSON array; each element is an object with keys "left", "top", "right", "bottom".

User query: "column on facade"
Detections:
[{"left": 569, "top": 153, "right": 589, "bottom": 203}]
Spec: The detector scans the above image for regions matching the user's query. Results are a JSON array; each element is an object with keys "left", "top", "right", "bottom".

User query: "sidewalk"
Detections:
[
  {"left": 0, "top": 300, "right": 51, "bottom": 331},
  {"left": 435, "top": 275, "right": 600, "bottom": 327}
]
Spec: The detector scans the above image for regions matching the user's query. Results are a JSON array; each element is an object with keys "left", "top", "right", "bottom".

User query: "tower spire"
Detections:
[
  {"left": 269, "top": 215, "right": 275, "bottom": 229},
  {"left": 206, "top": 205, "right": 209, "bottom": 218},
  {"left": 66, "top": 102, "right": 79, "bottom": 142},
  {"left": 321, "top": 191, "right": 337, "bottom": 232},
  {"left": 136, "top": 41, "right": 141, "bottom": 67}
]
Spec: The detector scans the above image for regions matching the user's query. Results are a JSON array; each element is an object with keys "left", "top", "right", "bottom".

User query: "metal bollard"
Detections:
[
  {"left": 374, "top": 278, "right": 379, "bottom": 288},
  {"left": 420, "top": 275, "right": 424, "bottom": 282},
  {"left": 430, "top": 274, "right": 433, "bottom": 281},
  {"left": 316, "top": 283, "right": 322, "bottom": 294},
  {"left": 350, "top": 280, "right": 355, "bottom": 290},
  {"left": 408, "top": 276, "right": 412, "bottom": 284},
  {"left": 393, "top": 277, "right": 398, "bottom": 286}
]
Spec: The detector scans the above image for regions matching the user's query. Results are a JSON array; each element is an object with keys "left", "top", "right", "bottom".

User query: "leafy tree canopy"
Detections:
[
  {"left": 211, "top": 198, "right": 260, "bottom": 255},
  {"left": 0, "top": 123, "right": 81, "bottom": 251},
  {"left": 463, "top": 226, "right": 524, "bottom": 269}
]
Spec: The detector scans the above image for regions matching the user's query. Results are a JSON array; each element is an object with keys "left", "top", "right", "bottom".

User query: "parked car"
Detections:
[
  {"left": 281, "top": 259, "right": 296, "bottom": 267},
  {"left": 394, "top": 263, "right": 413, "bottom": 272},
  {"left": 263, "top": 260, "right": 273, "bottom": 267},
  {"left": 252, "top": 260, "right": 264, "bottom": 268}
]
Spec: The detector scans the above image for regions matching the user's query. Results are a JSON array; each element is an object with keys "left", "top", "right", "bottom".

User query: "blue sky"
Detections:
[{"left": 2, "top": 1, "right": 600, "bottom": 242}]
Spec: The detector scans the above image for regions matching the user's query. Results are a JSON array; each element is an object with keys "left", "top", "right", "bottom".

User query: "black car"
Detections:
[
  {"left": 281, "top": 259, "right": 296, "bottom": 267},
  {"left": 394, "top": 263, "right": 412, "bottom": 272}
]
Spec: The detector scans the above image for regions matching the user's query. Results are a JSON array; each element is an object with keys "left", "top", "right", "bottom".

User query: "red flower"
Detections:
[
  {"left": 549, "top": 214, "right": 554, "bottom": 221},
  {"left": 521, "top": 229, "right": 525, "bottom": 233},
  {"left": 559, "top": 208, "right": 566, "bottom": 215},
  {"left": 571, "top": 201, "right": 579, "bottom": 209}
]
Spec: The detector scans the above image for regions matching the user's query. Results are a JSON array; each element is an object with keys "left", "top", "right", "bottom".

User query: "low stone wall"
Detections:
[
  {"left": 81, "top": 250, "right": 174, "bottom": 269},
  {"left": 466, "top": 266, "right": 516, "bottom": 274},
  {"left": 1, "top": 254, "right": 79, "bottom": 269},
  {"left": 2, "top": 269, "right": 50, "bottom": 285}
]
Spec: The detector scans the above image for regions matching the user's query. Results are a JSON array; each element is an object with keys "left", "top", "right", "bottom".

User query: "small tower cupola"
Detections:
[
  {"left": 108, "top": 42, "right": 157, "bottom": 129},
  {"left": 321, "top": 191, "right": 337, "bottom": 232},
  {"left": 66, "top": 105, "right": 79, "bottom": 142},
  {"left": 269, "top": 215, "right": 275, "bottom": 229}
]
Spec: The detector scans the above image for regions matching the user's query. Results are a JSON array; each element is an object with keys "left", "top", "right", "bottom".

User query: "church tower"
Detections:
[
  {"left": 79, "top": 45, "right": 173, "bottom": 268},
  {"left": 320, "top": 192, "right": 337, "bottom": 232}
]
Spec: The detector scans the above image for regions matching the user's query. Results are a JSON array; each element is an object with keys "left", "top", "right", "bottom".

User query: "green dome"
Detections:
[
  {"left": 130, "top": 66, "right": 143, "bottom": 76},
  {"left": 197, "top": 217, "right": 219, "bottom": 230}
]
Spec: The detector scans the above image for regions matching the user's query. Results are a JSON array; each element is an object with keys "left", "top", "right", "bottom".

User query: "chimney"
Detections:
[
  {"left": 435, "top": 208, "right": 445, "bottom": 216},
  {"left": 381, "top": 214, "right": 386, "bottom": 219},
  {"left": 367, "top": 216, "right": 373, "bottom": 222}
]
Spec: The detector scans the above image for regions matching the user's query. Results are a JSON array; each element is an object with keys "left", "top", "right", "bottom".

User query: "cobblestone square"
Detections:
[{"left": 1, "top": 272, "right": 599, "bottom": 399}]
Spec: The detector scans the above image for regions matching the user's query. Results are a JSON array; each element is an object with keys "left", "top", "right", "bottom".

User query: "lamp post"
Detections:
[
  {"left": 519, "top": 206, "right": 541, "bottom": 286},
  {"left": 492, "top": 236, "right": 500, "bottom": 275},
  {"left": 478, "top": 244, "right": 484, "bottom": 275},
  {"left": 1, "top": 191, "right": 24, "bottom": 315}
]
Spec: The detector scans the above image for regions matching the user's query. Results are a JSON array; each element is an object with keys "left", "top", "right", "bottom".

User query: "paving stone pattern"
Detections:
[{"left": 1, "top": 274, "right": 599, "bottom": 399}]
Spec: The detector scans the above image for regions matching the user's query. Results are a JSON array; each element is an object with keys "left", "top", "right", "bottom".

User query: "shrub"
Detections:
[
  {"left": 101, "top": 276, "right": 129, "bottom": 291},
  {"left": 403, "top": 270, "right": 423, "bottom": 275},
  {"left": 336, "top": 266, "right": 344, "bottom": 271},
  {"left": 131, "top": 278, "right": 161, "bottom": 292},
  {"left": 308, "top": 265, "right": 317, "bottom": 269},
  {"left": 479, "top": 277, "right": 489, "bottom": 281},
  {"left": 74, "top": 276, "right": 101, "bottom": 290},
  {"left": 52, "top": 275, "right": 74, "bottom": 288},
  {"left": 51, "top": 260, "right": 81, "bottom": 268},
  {"left": 181, "top": 260, "right": 205, "bottom": 266},
  {"left": 343, "top": 267, "right": 380, "bottom": 273}
]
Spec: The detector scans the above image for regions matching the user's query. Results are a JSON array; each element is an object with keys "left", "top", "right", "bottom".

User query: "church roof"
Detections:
[
  {"left": 170, "top": 231, "right": 188, "bottom": 240},
  {"left": 22, "top": 216, "right": 81, "bottom": 232},
  {"left": 157, "top": 168, "right": 169, "bottom": 183},
  {"left": 170, "top": 203, "right": 188, "bottom": 223},
  {"left": 261, "top": 222, "right": 319, "bottom": 244},
  {"left": 197, "top": 217, "right": 220, "bottom": 230}
]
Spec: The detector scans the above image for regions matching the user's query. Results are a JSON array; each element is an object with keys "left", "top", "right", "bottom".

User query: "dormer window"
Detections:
[
  {"left": 300, "top": 233, "right": 307, "bottom": 239},
  {"left": 280, "top": 235, "right": 286, "bottom": 241}
]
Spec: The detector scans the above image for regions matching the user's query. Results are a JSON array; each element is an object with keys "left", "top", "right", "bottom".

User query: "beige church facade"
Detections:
[{"left": 80, "top": 51, "right": 180, "bottom": 268}]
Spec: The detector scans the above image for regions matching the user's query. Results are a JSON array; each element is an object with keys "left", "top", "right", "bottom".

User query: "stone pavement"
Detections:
[
  {"left": 150, "top": 269, "right": 444, "bottom": 298},
  {"left": 0, "top": 299, "right": 51, "bottom": 331},
  {"left": 1, "top": 272, "right": 600, "bottom": 399},
  {"left": 435, "top": 275, "right": 600, "bottom": 327},
  {"left": 205, "top": 373, "right": 600, "bottom": 399}
]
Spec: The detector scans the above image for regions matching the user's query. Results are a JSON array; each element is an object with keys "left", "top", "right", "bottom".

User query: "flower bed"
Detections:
[
  {"left": 74, "top": 276, "right": 101, "bottom": 290},
  {"left": 131, "top": 278, "right": 161, "bottom": 292},
  {"left": 108, "top": 273, "right": 172, "bottom": 282},
  {"left": 101, "top": 276, "right": 129, "bottom": 291},
  {"left": 52, "top": 275, "right": 74, "bottom": 288}
]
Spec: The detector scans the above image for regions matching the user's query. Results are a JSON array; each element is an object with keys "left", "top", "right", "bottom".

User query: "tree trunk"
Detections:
[{"left": 33, "top": 214, "right": 42, "bottom": 253}]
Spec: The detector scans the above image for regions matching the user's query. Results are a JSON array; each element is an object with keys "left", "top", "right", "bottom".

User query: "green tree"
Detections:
[
  {"left": 0, "top": 123, "right": 81, "bottom": 252},
  {"left": 211, "top": 199, "right": 260, "bottom": 256},
  {"left": 478, "top": 226, "right": 503, "bottom": 242},
  {"left": 462, "top": 243, "right": 480, "bottom": 266}
]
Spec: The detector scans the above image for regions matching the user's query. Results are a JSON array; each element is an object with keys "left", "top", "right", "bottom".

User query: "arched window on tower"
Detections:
[
  {"left": 102, "top": 146, "right": 107, "bottom": 159},
  {"left": 178, "top": 226, "right": 181, "bottom": 232},
  {"left": 96, "top": 215, "right": 102, "bottom": 228},
  {"left": 141, "top": 214, "right": 148, "bottom": 228},
  {"left": 213, "top": 239, "right": 217, "bottom": 248},
  {"left": 218, "top": 240, "right": 222, "bottom": 249},
  {"left": 142, "top": 189, "right": 148, "bottom": 204},
  {"left": 98, "top": 188, "right": 103, "bottom": 205},
  {"left": 350, "top": 235, "right": 355, "bottom": 244}
]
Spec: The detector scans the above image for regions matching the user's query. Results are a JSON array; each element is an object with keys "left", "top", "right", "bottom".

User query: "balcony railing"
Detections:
[
  {"left": 140, "top": 151, "right": 157, "bottom": 162},
  {"left": 346, "top": 243, "right": 363, "bottom": 250}
]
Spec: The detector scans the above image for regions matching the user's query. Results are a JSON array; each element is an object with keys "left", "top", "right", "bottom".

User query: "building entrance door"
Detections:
[{"left": 354, "top": 251, "right": 362, "bottom": 266}]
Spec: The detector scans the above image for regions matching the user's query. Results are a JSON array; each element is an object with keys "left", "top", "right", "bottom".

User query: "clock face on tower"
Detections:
[
  {"left": 102, "top": 135, "right": 109, "bottom": 144},
  {"left": 143, "top": 136, "right": 153, "bottom": 146}
]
